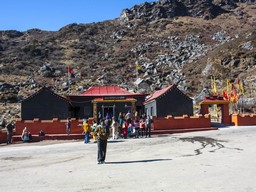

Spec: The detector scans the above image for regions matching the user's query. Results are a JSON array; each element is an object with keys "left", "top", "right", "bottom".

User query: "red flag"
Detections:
[
  {"left": 68, "top": 66, "right": 75, "bottom": 78},
  {"left": 68, "top": 66, "right": 73, "bottom": 73},
  {"left": 222, "top": 90, "right": 229, "bottom": 101}
]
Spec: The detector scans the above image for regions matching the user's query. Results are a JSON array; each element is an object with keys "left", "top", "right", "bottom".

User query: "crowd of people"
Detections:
[
  {"left": 79, "top": 111, "right": 154, "bottom": 164},
  {"left": 81, "top": 111, "right": 154, "bottom": 144}
]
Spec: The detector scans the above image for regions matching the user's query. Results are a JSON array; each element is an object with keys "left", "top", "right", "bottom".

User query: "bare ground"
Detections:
[{"left": 0, "top": 126, "right": 256, "bottom": 192}]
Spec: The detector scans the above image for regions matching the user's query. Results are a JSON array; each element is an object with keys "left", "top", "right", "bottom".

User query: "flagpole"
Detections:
[
  {"left": 135, "top": 60, "right": 141, "bottom": 91},
  {"left": 242, "top": 94, "right": 244, "bottom": 114},
  {"left": 68, "top": 66, "right": 70, "bottom": 91},
  {"left": 67, "top": 66, "right": 72, "bottom": 91}
]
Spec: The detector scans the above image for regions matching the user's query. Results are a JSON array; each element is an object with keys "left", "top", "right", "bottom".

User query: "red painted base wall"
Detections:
[
  {"left": 15, "top": 118, "right": 94, "bottom": 135},
  {"left": 153, "top": 114, "right": 211, "bottom": 130},
  {"left": 232, "top": 114, "right": 256, "bottom": 126},
  {"left": 14, "top": 115, "right": 212, "bottom": 139},
  {"left": 0, "top": 131, "right": 6, "bottom": 144}
]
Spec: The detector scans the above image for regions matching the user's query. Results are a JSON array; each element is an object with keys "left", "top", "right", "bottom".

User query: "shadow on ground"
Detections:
[
  {"left": 211, "top": 122, "right": 231, "bottom": 128},
  {"left": 106, "top": 158, "right": 172, "bottom": 164},
  {"left": 108, "top": 140, "right": 124, "bottom": 143}
]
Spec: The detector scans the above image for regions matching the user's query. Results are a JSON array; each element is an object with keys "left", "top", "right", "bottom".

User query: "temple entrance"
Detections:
[
  {"left": 209, "top": 104, "right": 222, "bottom": 123},
  {"left": 101, "top": 105, "right": 115, "bottom": 119},
  {"left": 200, "top": 96, "right": 231, "bottom": 126},
  {"left": 92, "top": 98, "right": 137, "bottom": 122}
]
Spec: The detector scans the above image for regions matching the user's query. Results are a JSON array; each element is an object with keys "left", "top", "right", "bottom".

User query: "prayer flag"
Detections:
[
  {"left": 237, "top": 79, "right": 244, "bottom": 95},
  {"left": 135, "top": 61, "right": 141, "bottom": 70},
  {"left": 211, "top": 76, "right": 217, "bottom": 96},
  {"left": 222, "top": 90, "right": 229, "bottom": 101},
  {"left": 226, "top": 79, "right": 230, "bottom": 93},
  {"left": 230, "top": 83, "right": 238, "bottom": 103}
]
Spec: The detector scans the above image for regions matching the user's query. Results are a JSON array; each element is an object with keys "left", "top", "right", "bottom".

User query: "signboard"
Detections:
[{"left": 103, "top": 96, "right": 126, "bottom": 100}]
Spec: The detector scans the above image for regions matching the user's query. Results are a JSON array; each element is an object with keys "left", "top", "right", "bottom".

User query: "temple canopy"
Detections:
[
  {"left": 199, "top": 96, "right": 230, "bottom": 105},
  {"left": 67, "top": 86, "right": 148, "bottom": 121}
]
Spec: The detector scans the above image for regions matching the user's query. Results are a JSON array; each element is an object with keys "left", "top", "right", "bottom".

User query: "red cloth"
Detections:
[{"left": 122, "top": 122, "right": 128, "bottom": 135}]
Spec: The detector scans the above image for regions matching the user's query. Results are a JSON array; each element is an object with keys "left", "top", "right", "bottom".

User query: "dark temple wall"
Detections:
[
  {"left": 156, "top": 87, "right": 193, "bottom": 117},
  {"left": 21, "top": 88, "right": 70, "bottom": 120}
]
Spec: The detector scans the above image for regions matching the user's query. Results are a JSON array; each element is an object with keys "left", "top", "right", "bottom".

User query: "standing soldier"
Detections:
[{"left": 6, "top": 120, "right": 15, "bottom": 144}]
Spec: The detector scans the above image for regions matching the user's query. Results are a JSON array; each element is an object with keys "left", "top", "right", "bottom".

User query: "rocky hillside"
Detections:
[{"left": 0, "top": 0, "right": 256, "bottom": 121}]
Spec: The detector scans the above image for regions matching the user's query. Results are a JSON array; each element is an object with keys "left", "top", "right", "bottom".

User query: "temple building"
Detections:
[
  {"left": 21, "top": 85, "right": 194, "bottom": 121},
  {"left": 144, "top": 84, "right": 193, "bottom": 117},
  {"left": 66, "top": 86, "right": 148, "bottom": 121},
  {"left": 21, "top": 87, "right": 72, "bottom": 120}
]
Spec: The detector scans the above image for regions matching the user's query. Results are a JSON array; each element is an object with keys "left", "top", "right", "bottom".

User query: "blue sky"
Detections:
[{"left": 0, "top": 0, "right": 156, "bottom": 31}]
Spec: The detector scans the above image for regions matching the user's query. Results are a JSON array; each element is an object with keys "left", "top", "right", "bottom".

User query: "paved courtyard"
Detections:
[{"left": 1, "top": 126, "right": 256, "bottom": 192}]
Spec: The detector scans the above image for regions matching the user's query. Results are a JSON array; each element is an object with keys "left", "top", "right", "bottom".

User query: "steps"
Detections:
[
  {"left": 12, "top": 134, "right": 84, "bottom": 142},
  {"left": 11, "top": 127, "right": 218, "bottom": 143}
]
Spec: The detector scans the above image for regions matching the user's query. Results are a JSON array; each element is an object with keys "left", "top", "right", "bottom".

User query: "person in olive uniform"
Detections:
[
  {"left": 6, "top": 120, "right": 15, "bottom": 144},
  {"left": 94, "top": 120, "right": 109, "bottom": 164}
]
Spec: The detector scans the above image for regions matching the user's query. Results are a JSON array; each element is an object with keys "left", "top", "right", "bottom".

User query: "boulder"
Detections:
[{"left": 39, "top": 64, "right": 56, "bottom": 77}]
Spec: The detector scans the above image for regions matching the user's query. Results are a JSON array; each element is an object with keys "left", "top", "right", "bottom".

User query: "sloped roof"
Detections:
[
  {"left": 144, "top": 85, "right": 175, "bottom": 103},
  {"left": 22, "top": 87, "right": 70, "bottom": 103},
  {"left": 78, "top": 86, "right": 145, "bottom": 96}
]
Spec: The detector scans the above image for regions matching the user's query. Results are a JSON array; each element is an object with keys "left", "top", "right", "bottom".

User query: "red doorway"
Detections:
[{"left": 200, "top": 96, "right": 231, "bottom": 125}]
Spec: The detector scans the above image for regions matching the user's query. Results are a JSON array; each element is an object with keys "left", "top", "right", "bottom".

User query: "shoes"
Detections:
[{"left": 97, "top": 161, "right": 105, "bottom": 164}]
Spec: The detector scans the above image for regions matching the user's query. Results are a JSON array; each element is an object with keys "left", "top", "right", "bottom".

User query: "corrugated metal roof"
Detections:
[{"left": 80, "top": 86, "right": 135, "bottom": 96}]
